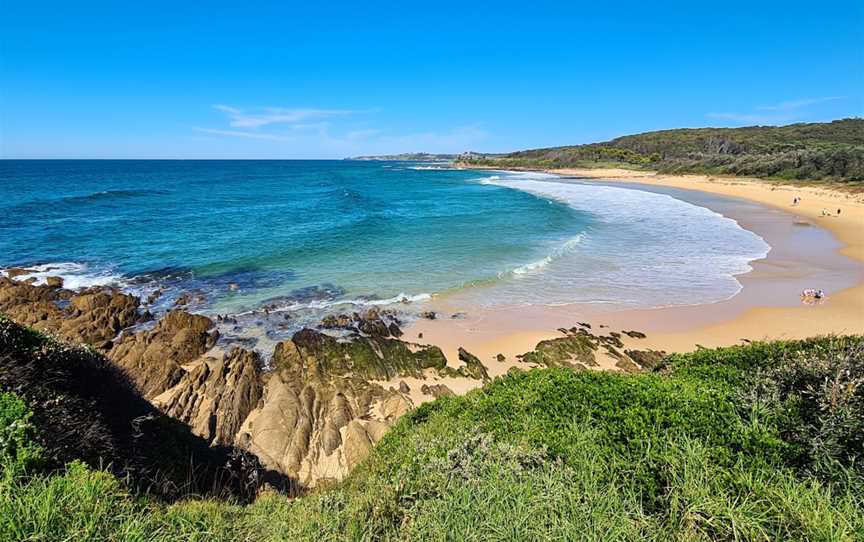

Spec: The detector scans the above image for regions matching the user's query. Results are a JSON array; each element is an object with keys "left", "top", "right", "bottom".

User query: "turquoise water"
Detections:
[
  {"left": 0, "top": 160, "right": 587, "bottom": 310},
  {"left": 0, "top": 160, "right": 770, "bottom": 329}
]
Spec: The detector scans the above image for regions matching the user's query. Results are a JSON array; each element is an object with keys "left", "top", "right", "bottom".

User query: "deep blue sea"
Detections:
[{"left": 1, "top": 160, "right": 769, "bottom": 329}]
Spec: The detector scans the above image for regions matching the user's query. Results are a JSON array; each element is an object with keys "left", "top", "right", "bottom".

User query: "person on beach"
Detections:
[
  {"left": 801, "top": 288, "right": 826, "bottom": 304},
  {"left": 837, "top": 208, "right": 841, "bottom": 216}
]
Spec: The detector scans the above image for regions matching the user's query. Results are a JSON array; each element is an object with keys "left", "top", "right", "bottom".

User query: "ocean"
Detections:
[{"left": 1, "top": 160, "right": 769, "bottom": 336}]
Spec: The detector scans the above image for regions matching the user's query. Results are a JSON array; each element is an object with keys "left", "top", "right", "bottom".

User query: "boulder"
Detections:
[
  {"left": 287, "top": 328, "right": 447, "bottom": 381},
  {"left": 420, "top": 383, "right": 454, "bottom": 398},
  {"left": 0, "top": 277, "right": 146, "bottom": 348},
  {"left": 438, "top": 347, "right": 490, "bottom": 381},
  {"left": 108, "top": 310, "right": 218, "bottom": 398}
]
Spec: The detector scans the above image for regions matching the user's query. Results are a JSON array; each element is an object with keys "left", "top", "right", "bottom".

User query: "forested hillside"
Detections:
[{"left": 460, "top": 119, "right": 864, "bottom": 183}]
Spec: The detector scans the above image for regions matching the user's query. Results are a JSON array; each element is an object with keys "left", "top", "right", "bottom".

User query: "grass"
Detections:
[{"left": 2, "top": 332, "right": 863, "bottom": 541}]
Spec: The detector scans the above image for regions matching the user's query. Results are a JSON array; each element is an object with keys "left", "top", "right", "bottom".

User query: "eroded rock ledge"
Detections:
[
  {"left": 0, "top": 277, "right": 491, "bottom": 486},
  {"left": 0, "top": 275, "right": 658, "bottom": 488}
]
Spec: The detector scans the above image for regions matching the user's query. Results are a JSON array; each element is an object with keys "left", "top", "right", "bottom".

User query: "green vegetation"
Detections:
[
  {"left": 0, "top": 392, "right": 43, "bottom": 476},
  {"left": 461, "top": 118, "right": 864, "bottom": 184},
  {"left": 0, "top": 315, "right": 275, "bottom": 501},
  {"left": 2, "top": 315, "right": 862, "bottom": 540}
]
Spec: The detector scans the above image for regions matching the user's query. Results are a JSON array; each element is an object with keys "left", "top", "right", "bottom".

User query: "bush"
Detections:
[
  {"left": 738, "top": 339, "right": 864, "bottom": 486},
  {"left": 0, "top": 392, "right": 43, "bottom": 476},
  {"left": 2, "top": 329, "right": 862, "bottom": 540}
]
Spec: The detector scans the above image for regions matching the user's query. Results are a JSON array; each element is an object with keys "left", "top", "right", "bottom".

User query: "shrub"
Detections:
[
  {"left": 0, "top": 392, "right": 43, "bottom": 476},
  {"left": 738, "top": 338, "right": 864, "bottom": 487}
]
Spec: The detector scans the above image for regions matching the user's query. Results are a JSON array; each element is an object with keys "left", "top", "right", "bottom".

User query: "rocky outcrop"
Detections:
[
  {"left": 421, "top": 383, "right": 455, "bottom": 398},
  {"left": 518, "top": 327, "right": 600, "bottom": 369},
  {"left": 320, "top": 308, "right": 403, "bottom": 339},
  {"left": 235, "top": 336, "right": 413, "bottom": 486},
  {"left": 7, "top": 275, "right": 608, "bottom": 489},
  {"left": 0, "top": 315, "right": 282, "bottom": 501},
  {"left": 60, "top": 290, "right": 145, "bottom": 347},
  {"left": 518, "top": 326, "right": 664, "bottom": 372},
  {"left": 108, "top": 310, "right": 219, "bottom": 398},
  {"left": 288, "top": 327, "right": 447, "bottom": 380},
  {"left": 0, "top": 276, "right": 146, "bottom": 349},
  {"left": 438, "top": 347, "right": 490, "bottom": 381},
  {"left": 153, "top": 347, "right": 263, "bottom": 446},
  {"left": 624, "top": 349, "right": 665, "bottom": 369}
]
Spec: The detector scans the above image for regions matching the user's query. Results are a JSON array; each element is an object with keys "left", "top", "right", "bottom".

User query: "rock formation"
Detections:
[
  {"left": 109, "top": 310, "right": 219, "bottom": 397},
  {"left": 153, "top": 347, "right": 263, "bottom": 446},
  {"left": 518, "top": 326, "right": 664, "bottom": 372},
  {"left": 0, "top": 274, "right": 663, "bottom": 490},
  {"left": 0, "top": 276, "right": 147, "bottom": 349},
  {"left": 234, "top": 335, "right": 414, "bottom": 485}
]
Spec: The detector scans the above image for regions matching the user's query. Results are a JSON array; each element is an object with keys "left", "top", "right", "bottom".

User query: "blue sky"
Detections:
[{"left": 1, "top": 1, "right": 862, "bottom": 158}]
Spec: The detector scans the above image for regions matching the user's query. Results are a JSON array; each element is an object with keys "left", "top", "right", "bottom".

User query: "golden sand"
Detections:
[{"left": 402, "top": 168, "right": 864, "bottom": 391}]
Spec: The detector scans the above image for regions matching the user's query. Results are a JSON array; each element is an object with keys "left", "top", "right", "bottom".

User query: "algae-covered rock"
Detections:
[
  {"left": 518, "top": 328, "right": 599, "bottom": 368},
  {"left": 421, "top": 383, "right": 455, "bottom": 398},
  {"left": 614, "top": 355, "right": 641, "bottom": 373},
  {"left": 288, "top": 328, "right": 447, "bottom": 381},
  {"left": 319, "top": 308, "right": 403, "bottom": 339},
  {"left": 438, "top": 348, "right": 490, "bottom": 381},
  {"left": 625, "top": 349, "right": 666, "bottom": 370}
]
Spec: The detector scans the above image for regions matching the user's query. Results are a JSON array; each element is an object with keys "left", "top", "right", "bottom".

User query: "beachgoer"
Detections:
[{"left": 837, "top": 208, "right": 841, "bottom": 216}]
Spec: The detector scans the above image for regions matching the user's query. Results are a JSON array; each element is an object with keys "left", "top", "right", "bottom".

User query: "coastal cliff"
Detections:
[
  {"left": 0, "top": 276, "right": 478, "bottom": 487},
  {"left": 3, "top": 300, "right": 861, "bottom": 539},
  {"left": 0, "top": 274, "right": 668, "bottom": 489}
]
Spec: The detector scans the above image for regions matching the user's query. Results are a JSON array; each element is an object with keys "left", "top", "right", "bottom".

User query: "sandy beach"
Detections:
[{"left": 403, "top": 168, "right": 864, "bottom": 390}]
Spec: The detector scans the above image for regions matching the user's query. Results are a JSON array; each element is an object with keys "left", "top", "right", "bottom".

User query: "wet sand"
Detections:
[{"left": 404, "top": 168, "right": 864, "bottom": 380}]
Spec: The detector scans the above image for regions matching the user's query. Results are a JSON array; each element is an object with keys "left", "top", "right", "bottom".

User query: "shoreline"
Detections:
[
  {"left": 3, "top": 165, "right": 861, "bottom": 401},
  {"left": 404, "top": 167, "right": 864, "bottom": 381}
]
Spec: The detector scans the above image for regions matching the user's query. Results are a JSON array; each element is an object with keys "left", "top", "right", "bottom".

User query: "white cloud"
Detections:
[
  {"left": 195, "top": 104, "right": 488, "bottom": 157},
  {"left": 707, "top": 96, "right": 846, "bottom": 125},
  {"left": 755, "top": 96, "right": 844, "bottom": 111},
  {"left": 213, "top": 105, "right": 357, "bottom": 129}
]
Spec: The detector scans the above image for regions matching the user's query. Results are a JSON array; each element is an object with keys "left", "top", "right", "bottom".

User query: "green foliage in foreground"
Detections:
[
  {"left": 2, "top": 336, "right": 863, "bottom": 541},
  {"left": 461, "top": 118, "right": 864, "bottom": 184},
  {"left": 0, "top": 392, "right": 43, "bottom": 475}
]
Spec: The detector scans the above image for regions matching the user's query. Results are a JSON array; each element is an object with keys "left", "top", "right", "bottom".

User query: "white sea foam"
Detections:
[
  {"left": 469, "top": 170, "right": 772, "bottom": 309},
  {"left": 1, "top": 262, "right": 128, "bottom": 290},
  {"left": 231, "top": 292, "right": 434, "bottom": 317},
  {"left": 508, "top": 234, "right": 585, "bottom": 276}
]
